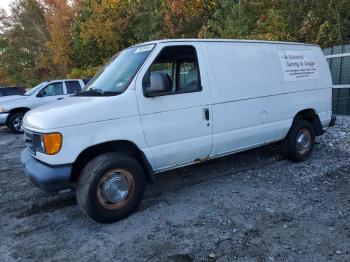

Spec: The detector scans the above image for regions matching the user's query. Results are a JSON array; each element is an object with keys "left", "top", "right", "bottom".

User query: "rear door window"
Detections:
[{"left": 66, "top": 81, "right": 81, "bottom": 94}]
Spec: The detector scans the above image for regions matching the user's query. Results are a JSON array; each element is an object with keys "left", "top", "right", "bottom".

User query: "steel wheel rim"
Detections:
[
  {"left": 97, "top": 168, "right": 135, "bottom": 210},
  {"left": 296, "top": 129, "right": 311, "bottom": 154},
  {"left": 13, "top": 116, "right": 23, "bottom": 132}
]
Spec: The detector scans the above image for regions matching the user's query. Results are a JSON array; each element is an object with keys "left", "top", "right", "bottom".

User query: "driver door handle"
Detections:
[
  {"left": 204, "top": 108, "right": 210, "bottom": 121},
  {"left": 57, "top": 98, "right": 64, "bottom": 100}
]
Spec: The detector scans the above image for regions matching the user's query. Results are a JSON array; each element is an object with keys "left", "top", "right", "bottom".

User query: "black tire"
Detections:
[
  {"left": 76, "top": 152, "right": 146, "bottom": 223},
  {"left": 282, "top": 119, "right": 315, "bottom": 162},
  {"left": 8, "top": 112, "right": 25, "bottom": 134}
]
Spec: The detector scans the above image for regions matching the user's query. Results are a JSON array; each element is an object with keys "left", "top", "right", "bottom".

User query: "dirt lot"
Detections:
[{"left": 1, "top": 117, "right": 350, "bottom": 262}]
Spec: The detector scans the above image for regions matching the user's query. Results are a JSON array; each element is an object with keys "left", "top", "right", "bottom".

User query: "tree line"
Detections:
[{"left": 0, "top": 0, "right": 349, "bottom": 87}]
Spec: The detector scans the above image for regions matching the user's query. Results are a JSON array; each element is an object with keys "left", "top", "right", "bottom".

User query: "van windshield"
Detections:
[{"left": 81, "top": 44, "right": 155, "bottom": 96}]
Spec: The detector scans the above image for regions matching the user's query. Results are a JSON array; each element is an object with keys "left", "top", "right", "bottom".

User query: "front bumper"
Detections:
[
  {"left": 0, "top": 113, "right": 9, "bottom": 125},
  {"left": 21, "top": 148, "right": 72, "bottom": 193}
]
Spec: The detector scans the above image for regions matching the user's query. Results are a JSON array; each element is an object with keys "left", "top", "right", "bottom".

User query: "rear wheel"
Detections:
[
  {"left": 282, "top": 119, "right": 315, "bottom": 162},
  {"left": 8, "top": 112, "right": 25, "bottom": 134},
  {"left": 76, "top": 152, "right": 146, "bottom": 223}
]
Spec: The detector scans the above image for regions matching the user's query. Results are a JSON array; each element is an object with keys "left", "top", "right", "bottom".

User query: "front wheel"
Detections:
[
  {"left": 8, "top": 112, "right": 25, "bottom": 134},
  {"left": 76, "top": 152, "right": 146, "bottom": 223},
  {"left": 282, "top": 119, "right": 315, "bottom": 162}
]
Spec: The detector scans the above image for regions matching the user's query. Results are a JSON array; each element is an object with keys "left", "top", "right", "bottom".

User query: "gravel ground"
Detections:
[{"left": 0, "top": 116, "right": 349, "bottom": 262}]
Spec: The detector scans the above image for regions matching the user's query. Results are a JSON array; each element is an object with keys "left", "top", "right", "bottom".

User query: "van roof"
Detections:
[{"left": 133, "top": 39, "right": 318, "bottom": 47}]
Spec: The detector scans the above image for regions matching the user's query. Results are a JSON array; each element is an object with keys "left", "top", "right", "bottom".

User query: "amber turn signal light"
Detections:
[{"left": 43, "top": 133, "right": 62, "bottom": 155}]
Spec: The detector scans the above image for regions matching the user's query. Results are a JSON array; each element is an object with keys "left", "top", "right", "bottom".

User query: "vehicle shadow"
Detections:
[
  {"left": 142, "top": 144, "right": 282, "bottom": 209},
  {"left": 17, "top": 143, "right": 282, "bottom": 218}
]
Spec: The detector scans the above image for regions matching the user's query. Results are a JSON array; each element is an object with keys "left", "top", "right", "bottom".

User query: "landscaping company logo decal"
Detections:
[{"left": 279, "top": 50, "right": 319, "bottom": 81}]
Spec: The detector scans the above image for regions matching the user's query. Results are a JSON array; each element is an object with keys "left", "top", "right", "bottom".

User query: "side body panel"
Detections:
[{"left": 201, "top": 42, "right": 332, "bottom": 157}]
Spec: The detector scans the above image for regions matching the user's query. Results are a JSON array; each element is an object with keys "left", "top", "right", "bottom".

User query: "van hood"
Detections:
[
  {"left": 23, "top": 91, "right": 138, "bottom": 130},
  {"left": 0, "top": 95, "right": 26, "bottom": 103}
]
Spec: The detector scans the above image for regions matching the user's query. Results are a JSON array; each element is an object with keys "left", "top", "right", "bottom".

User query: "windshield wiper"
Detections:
[
  {"left": 75, "top": 88, "right": 124, "bottom": 97},
  {"left": 76, "top": 88, "right": 105, "bottom": 96},
  {"left": 87, "top": 88, "right": 105, "bottom": 95}
]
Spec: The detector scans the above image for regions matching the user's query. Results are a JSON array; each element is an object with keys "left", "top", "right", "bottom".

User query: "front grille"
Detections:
[{"left": 24, "top": 130, "right": 35, "bottom": 155}]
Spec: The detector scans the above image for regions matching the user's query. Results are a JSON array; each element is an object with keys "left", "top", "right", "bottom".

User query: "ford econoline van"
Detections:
[{"left": 21, "top": 39, "right": 335, "bottom": 223}]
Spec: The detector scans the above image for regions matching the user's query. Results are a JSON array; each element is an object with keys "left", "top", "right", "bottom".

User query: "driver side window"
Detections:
[
  {"left": 143, "top": 45, "right": 201, "bottom": 97},
  {"left": 42, "top": 82, "right": 64, "bottom": 96}
]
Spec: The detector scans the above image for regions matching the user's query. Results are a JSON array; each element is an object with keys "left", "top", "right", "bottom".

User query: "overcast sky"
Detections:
[{"left": 0, "top": 0, "right": 12, "bottom": 13}]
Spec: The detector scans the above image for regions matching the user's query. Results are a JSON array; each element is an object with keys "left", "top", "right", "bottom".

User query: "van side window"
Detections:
[
  {"left": 66, "top": 81, "right": 81, "bottom": 94},
  {"left": 143, "top": 46, "right": 201, "bottom": 96},
  {"left": 42, "top": 82, "right": 64, "bottom": 96}
]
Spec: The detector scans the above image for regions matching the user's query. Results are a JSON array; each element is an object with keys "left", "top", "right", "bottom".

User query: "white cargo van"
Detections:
[{"left": 21, "top": 39, "right": 335, "bottom": 223}]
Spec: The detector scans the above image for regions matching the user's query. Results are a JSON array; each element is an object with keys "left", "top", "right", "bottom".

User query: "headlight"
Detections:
[
  {"left": 33, "top": 133, "right": 62, "bottom": 155},
  {"left": 0, "top": 107, "right": 6, "bottom": 113}
]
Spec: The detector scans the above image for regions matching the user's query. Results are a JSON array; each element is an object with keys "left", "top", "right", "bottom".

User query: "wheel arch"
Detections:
[
  {"left": 71, "top": 140, "right": 155, "bottom": 184},
  {"left": 292, "top": 108, "right": 323, "bottom": 136},
  {"left": 6, "top": 107, "right": 31, "bottom": 126}
]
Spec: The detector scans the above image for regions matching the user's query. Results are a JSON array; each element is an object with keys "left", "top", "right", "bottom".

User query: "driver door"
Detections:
[
  {"left": 135, "top": 44, "right": 213, "bottom": 170},
  {"left": 35, "top": 82, "right": 66, "bottom": 107}
]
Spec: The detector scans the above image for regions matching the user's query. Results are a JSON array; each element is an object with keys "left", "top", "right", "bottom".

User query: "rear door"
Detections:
[{"left": 135, "top": 43, "right": 213, "bottom": 170}]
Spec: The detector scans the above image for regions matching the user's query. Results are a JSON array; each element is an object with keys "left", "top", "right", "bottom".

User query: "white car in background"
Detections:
[{"left": 0, "top": 79, "right": 86, "bottom": 133}]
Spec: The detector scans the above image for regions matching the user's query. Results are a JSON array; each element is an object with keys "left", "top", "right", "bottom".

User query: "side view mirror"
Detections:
[
  {"left": 37, "top": 90, "right": 45, "bottom": 97},
  {"left": 143, "top": 72, "right": 172, "bottom": 97}
]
